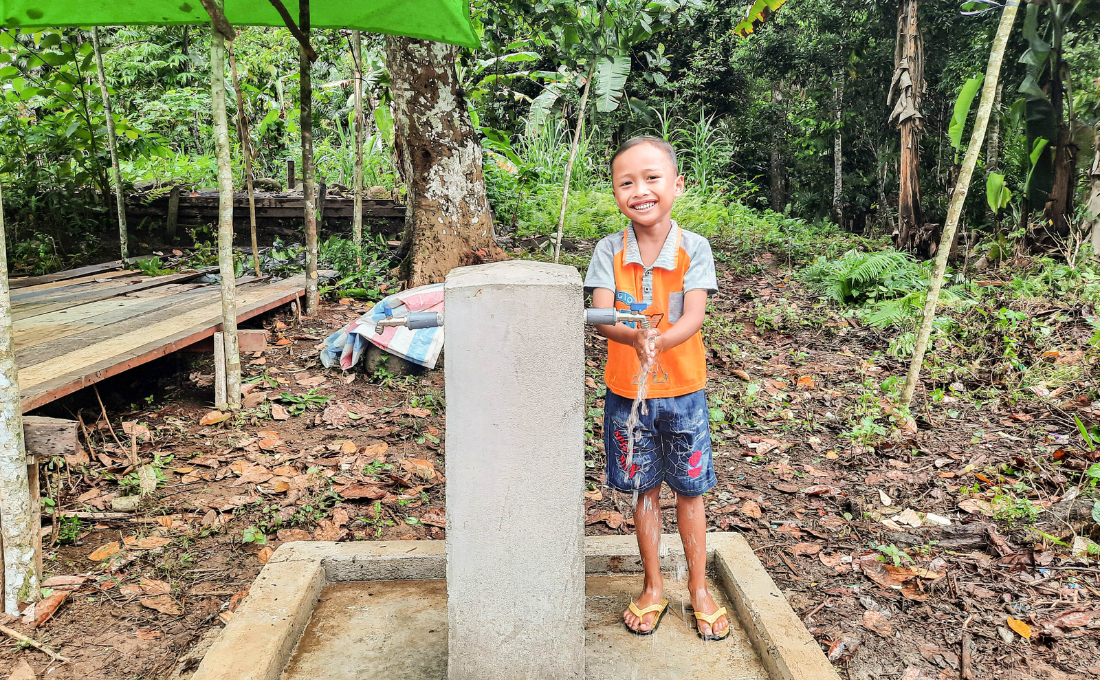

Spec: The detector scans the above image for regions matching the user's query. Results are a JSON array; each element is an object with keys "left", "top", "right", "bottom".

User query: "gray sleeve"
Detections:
[
  {"left": 682, "top": 233, "right": 719, "bottom": 294},
  {"left": 583, "top": 237, "right": 617, "bottom": 295}
]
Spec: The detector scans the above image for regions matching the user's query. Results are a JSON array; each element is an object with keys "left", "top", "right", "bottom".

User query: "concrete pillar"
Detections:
[{"left": 444, "top": 261, "right": 585, "bottom": 680}]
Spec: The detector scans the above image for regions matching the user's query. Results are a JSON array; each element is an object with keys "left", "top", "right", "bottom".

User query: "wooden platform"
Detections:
[{"left": 11, "top": 262, "right": 305, "bottom": 413}]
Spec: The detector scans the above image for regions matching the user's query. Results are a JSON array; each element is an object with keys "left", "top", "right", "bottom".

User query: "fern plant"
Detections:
[{"left": 802, "top": 249, "right": 920, "bottom": 304}]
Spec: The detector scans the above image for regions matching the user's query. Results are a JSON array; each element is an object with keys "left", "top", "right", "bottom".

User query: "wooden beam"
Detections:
[
  {"left": 214, "top": 331, "right": 228, "bottom": 410},
  {"left": 267, "top": 0, "right": 317, "bottom": 61},
  {"left": 181, "top": 328, "right": 268, "bottom": 353},
  {"left": 22, "top": 416, "right": 77, "bottom": 461}
]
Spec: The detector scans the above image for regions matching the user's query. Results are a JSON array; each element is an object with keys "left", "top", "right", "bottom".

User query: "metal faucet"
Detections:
[
  {"left": 374, "top": 304, "right": 444, "bottom": 335},
  {"left": 583, "top": 303, "right": 651, "bottom": 329}
]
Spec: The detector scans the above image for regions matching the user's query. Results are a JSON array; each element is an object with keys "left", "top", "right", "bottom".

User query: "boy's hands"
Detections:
[{"left": 632, "top": 327, "right": 662, "bottom": 364}]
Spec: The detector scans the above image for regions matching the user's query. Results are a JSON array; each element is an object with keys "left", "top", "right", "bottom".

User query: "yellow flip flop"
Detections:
[
  {"left": 694, "top": 606, "right": 731, "bottom": 641},
  {"left": 625, "top": 599, "right": 669, "bottom": 636}
]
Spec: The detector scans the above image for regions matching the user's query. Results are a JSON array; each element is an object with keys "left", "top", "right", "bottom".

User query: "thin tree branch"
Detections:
[
  {"left": 267, "top": 0, "right": 317, "bottom": 61},
  {"left": 199, "top": 0, "right": 236, "bottom": 42}
]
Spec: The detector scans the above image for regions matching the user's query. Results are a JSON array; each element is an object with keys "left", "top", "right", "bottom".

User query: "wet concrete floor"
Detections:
[{"left": 281, "top": 574, "right": 768, "bottom": 680}]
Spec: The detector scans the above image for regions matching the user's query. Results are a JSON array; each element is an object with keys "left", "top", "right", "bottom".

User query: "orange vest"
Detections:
[{"left": 605, "top": 228, "right": 708, "bottom": 399}]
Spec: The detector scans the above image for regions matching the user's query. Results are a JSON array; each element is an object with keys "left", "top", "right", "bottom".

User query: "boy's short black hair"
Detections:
[{"left": 610, "top": 135, "right": 678, "bottom": 174}]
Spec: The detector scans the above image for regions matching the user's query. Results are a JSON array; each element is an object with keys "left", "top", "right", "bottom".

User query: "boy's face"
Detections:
[{"left": 611, "top": 142, "right": 684, "bottom": 231}]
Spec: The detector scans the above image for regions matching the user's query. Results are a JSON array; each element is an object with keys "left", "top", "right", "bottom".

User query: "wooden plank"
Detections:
[
  {"left": 9, "top": 269, "right": 134, "bottom": 296},
  {"left": 28, "top": 462, "right": 42, "bottom": 580},
  {"left": 166, "top": 186, "right": 180, "bottom": 240},
  {"left": 22, "top": 416, "right": 77, "bottom": 460},
  {"left": 15, "top": 279, "right": 268, "bottom": 366},
  {"left": 9, "top": 261, "right": 123, "bottom": 289},
  {"left": 13, "top": 270, "right": 209, "bottom": 322},
  {"left": 19, "top": 277, "right": 305, "bottom": 412},
  {"left": 14, "top": 287, "right": 205, "bottom": 358}
]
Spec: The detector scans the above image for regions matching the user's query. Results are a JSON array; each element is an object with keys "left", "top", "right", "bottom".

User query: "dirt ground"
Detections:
[{"left": 2, "top": 244, "right": 1099, "bottom": 680}]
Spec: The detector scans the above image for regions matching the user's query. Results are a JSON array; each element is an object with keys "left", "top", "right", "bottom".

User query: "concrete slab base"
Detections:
[
  {"left": 190, "top": 534, "right": 839, "bottom": 680},
  {"left": 279, "top": 574, "right": 771, "bottom": 680}
]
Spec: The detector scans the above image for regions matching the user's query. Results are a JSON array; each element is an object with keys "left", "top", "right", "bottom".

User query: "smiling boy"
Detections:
[{"left": 583, "top": 136, "right": 728, "bottom": 640}]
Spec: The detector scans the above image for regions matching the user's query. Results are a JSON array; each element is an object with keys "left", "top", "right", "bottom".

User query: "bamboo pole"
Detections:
[
  {"left": 229, "top": 44, "right": 262, "bottom": 277},
  {"left": 900, "top": 1, "right": 1020, "bottom": 407},
  {"left": 209, "top": 0, "right": 242, "bottom": 408},
  {"left": 552, "top": 59, "right": 596, "bottom": 264},
  {"left": 350, "top": 30, "right": 365, "bottom": 266},
  {"left": 300, "top": 0, "right": 319, "bottom": 315},
  {"left": 91, "top": 27, "right": 128, "bottom": 262},
  {"left": 0, "top": 180, "right": 38, "bottom": 615}
]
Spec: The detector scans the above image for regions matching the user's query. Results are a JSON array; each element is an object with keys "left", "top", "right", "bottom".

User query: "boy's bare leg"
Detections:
[
  {"left": 623, "top": 486, "right": 664, "bottom": 632},
  {"left": 676, "top": 493, "right": 729, "bottom": 636}
]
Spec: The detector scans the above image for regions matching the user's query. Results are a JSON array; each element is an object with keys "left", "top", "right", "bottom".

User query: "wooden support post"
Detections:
[
  {"left": 209, "top": 0, "right": 242, "bottom": 408},
  {"left": 288, "top": 160, "right": 295, "bottom": 190},
  {"left": 0, "top": 180, "right": 38, "bottom": 615},
  {"left": 317, "top": 180, "right": 327, "bottom": 236},
  {"left": 350, "top": 30, "right": 365, "bottom": 265},
  {"left": 92, "top": 27, "right": 129, "bottom": 262},
  {"left": 214, "top": 330, "right": 228, "bottom": 410},
  {"left": 229, "top": 44, "right": 262, "bottom": 278},
  {"left": 166, "top": 185, "right": 181, "bottom": 241}
]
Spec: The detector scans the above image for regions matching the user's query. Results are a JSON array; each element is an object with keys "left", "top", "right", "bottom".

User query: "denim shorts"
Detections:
[{"left": 603, "top": 388, "right": 716, "bottom": 497}]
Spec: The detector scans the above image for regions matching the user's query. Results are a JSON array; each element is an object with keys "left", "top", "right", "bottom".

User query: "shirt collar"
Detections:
[{"left": 624, "top": 220, "right": 680, "bottom": 270}]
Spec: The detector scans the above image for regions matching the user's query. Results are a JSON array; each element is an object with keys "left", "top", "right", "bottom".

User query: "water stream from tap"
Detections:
[{"left": 623, "top": 330, "right": 656, "bottom": 508}]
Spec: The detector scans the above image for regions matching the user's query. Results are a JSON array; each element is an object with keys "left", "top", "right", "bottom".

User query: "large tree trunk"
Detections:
[
  {"left": 92, "top": 28, "right": 128, "bottom": 261},
  {"left": 889, "top": 0, "right": 932, "bottom": 256},
  {"left": 385, "top": 36, "right": 501, "bottom": 286},
  {"left": 832, "top": 69, "right": 844, "bottom": 226},
  {"left": 300, "top": 0, "right": 319, "bottom": 315},
  {"left": 210, "top": 7, "right": 241, "bottom": 408},
  {"left": 769, "top": 87, "right": 787, "bottom": 213},
  {"left": 1086, "top": 127, "right": 1100, "bottom": 259},
  {"left": 1045, "top": 125, "right": 1078, "bottom": 238},
  {"left": 0, "top": 181, "right": 38, "bottom": 615}
]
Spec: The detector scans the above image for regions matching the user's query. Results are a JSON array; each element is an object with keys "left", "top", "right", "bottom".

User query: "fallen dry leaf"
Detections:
[
  {"left": 140, "top": 595, "right": 182, "bottom": 616},
  {"left": 41, "top": 575, "right": 86, "bottom": 588},
  {"left": 1053, "top": 611, "right": 1095, "bottom": 629},
  {"left": 33, "top": 591, "right": 68, "bottom": 627},
  {"left": 420, "top": 508, "right": 446, "bottom": 528},
  {"left": 269, "top": 479, "right": 291, "bottom": 493},
  {"left": 89, "top": 541, "right": 121, "bottom": 561},
  {"left": 901, "top": 581, "right": 930, "bottom": 601},
  {"left": 1006, "top": 616, "right": 1032, "bottom": 639},
  {"left": 123, "top": 536, "right": 171, "bottom": 550},
  {"left": 232, "top": 463, "right": 273, "bottom": 487},
  {"left": 136, "top": 628, "right": 163, "bottom": 640},
  {"left": 796, "top": 375, "right": 815, "bottom": 390},
  {"left": 297, "top": 375, "right": 327, "bottom": 387},
  {"left": 741, "top": 500, "right": 762, "bottom": 519},
  {"left": 732, "top": 369, "right": 751, "bottom": 381},
  {"left": 277, "top": 528, "right": 313, "bottom": 542},
  {"left": 584, "top": 488, "right": 603, "bottom": 501},
  {"left": 957, "top": 498, "right": 993, "bottom": 516},
  {"left": 242, "top": 392, "right": 267, "bottom": 408},
  {"left": 256, "top": 546, "right": 274, "bottom": 564},
  {"left": 862, "top": 609, "right": 893, "bottom": 637},
  {"left": 401, "top": 458, "right": 438, "bottom": 482},
  {"left": 339, "top": 440, "right": 357, "bottom": 455},
  {"left": 360, "top": 441, "right": 389, "bottom": 458},
  {"left": 139, "top": 579, "right": 172, "bottom": 596},
  {"left": 860, "top": 556, "right": 909, "bottom": 589},
  {"left": 199, "top": 411, "right": 230, "bottom": 426},
  {"left": 338, "top": 483, "right": 387, "bottom": 500},
  {"left": 801, "top": 485, "right": 841, "bottom": 496},
  {"left": 789, "top": 543, "right": 822, "bottom": 556},
  {"left": 122, "top": 421, "right": 151, "bottom": 440},
  {"left": 313, "top": 519, "right": 347, "bottom": 542},
  {"left": 585, "top": 510, "right": 625, "bottom": 529},
  {"left": 405, "top": 407, "right": 431, "bottom": 418},
  {"left": 271, "top": 404, "right": 290, "bottom": 420}
]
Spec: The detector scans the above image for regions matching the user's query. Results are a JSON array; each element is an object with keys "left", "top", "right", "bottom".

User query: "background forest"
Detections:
[{"left": 1, "top": 0, "right": 1097, "bottom": 273}]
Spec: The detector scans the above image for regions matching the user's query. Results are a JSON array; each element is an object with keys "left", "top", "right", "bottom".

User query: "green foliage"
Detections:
[
  {"left": 802, "top": 250, "right": 920, "bottom": 305},
  {"left": 986, "top": 172, "right": 1011, "bottom": 214},
  {"left": 948, "top": 74, "right": 983, "bottom": 160}
]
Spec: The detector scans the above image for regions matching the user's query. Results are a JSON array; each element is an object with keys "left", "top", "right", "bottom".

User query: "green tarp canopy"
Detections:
[{"left": 0, "top": 0, "right": 479, "bottom": 48}]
